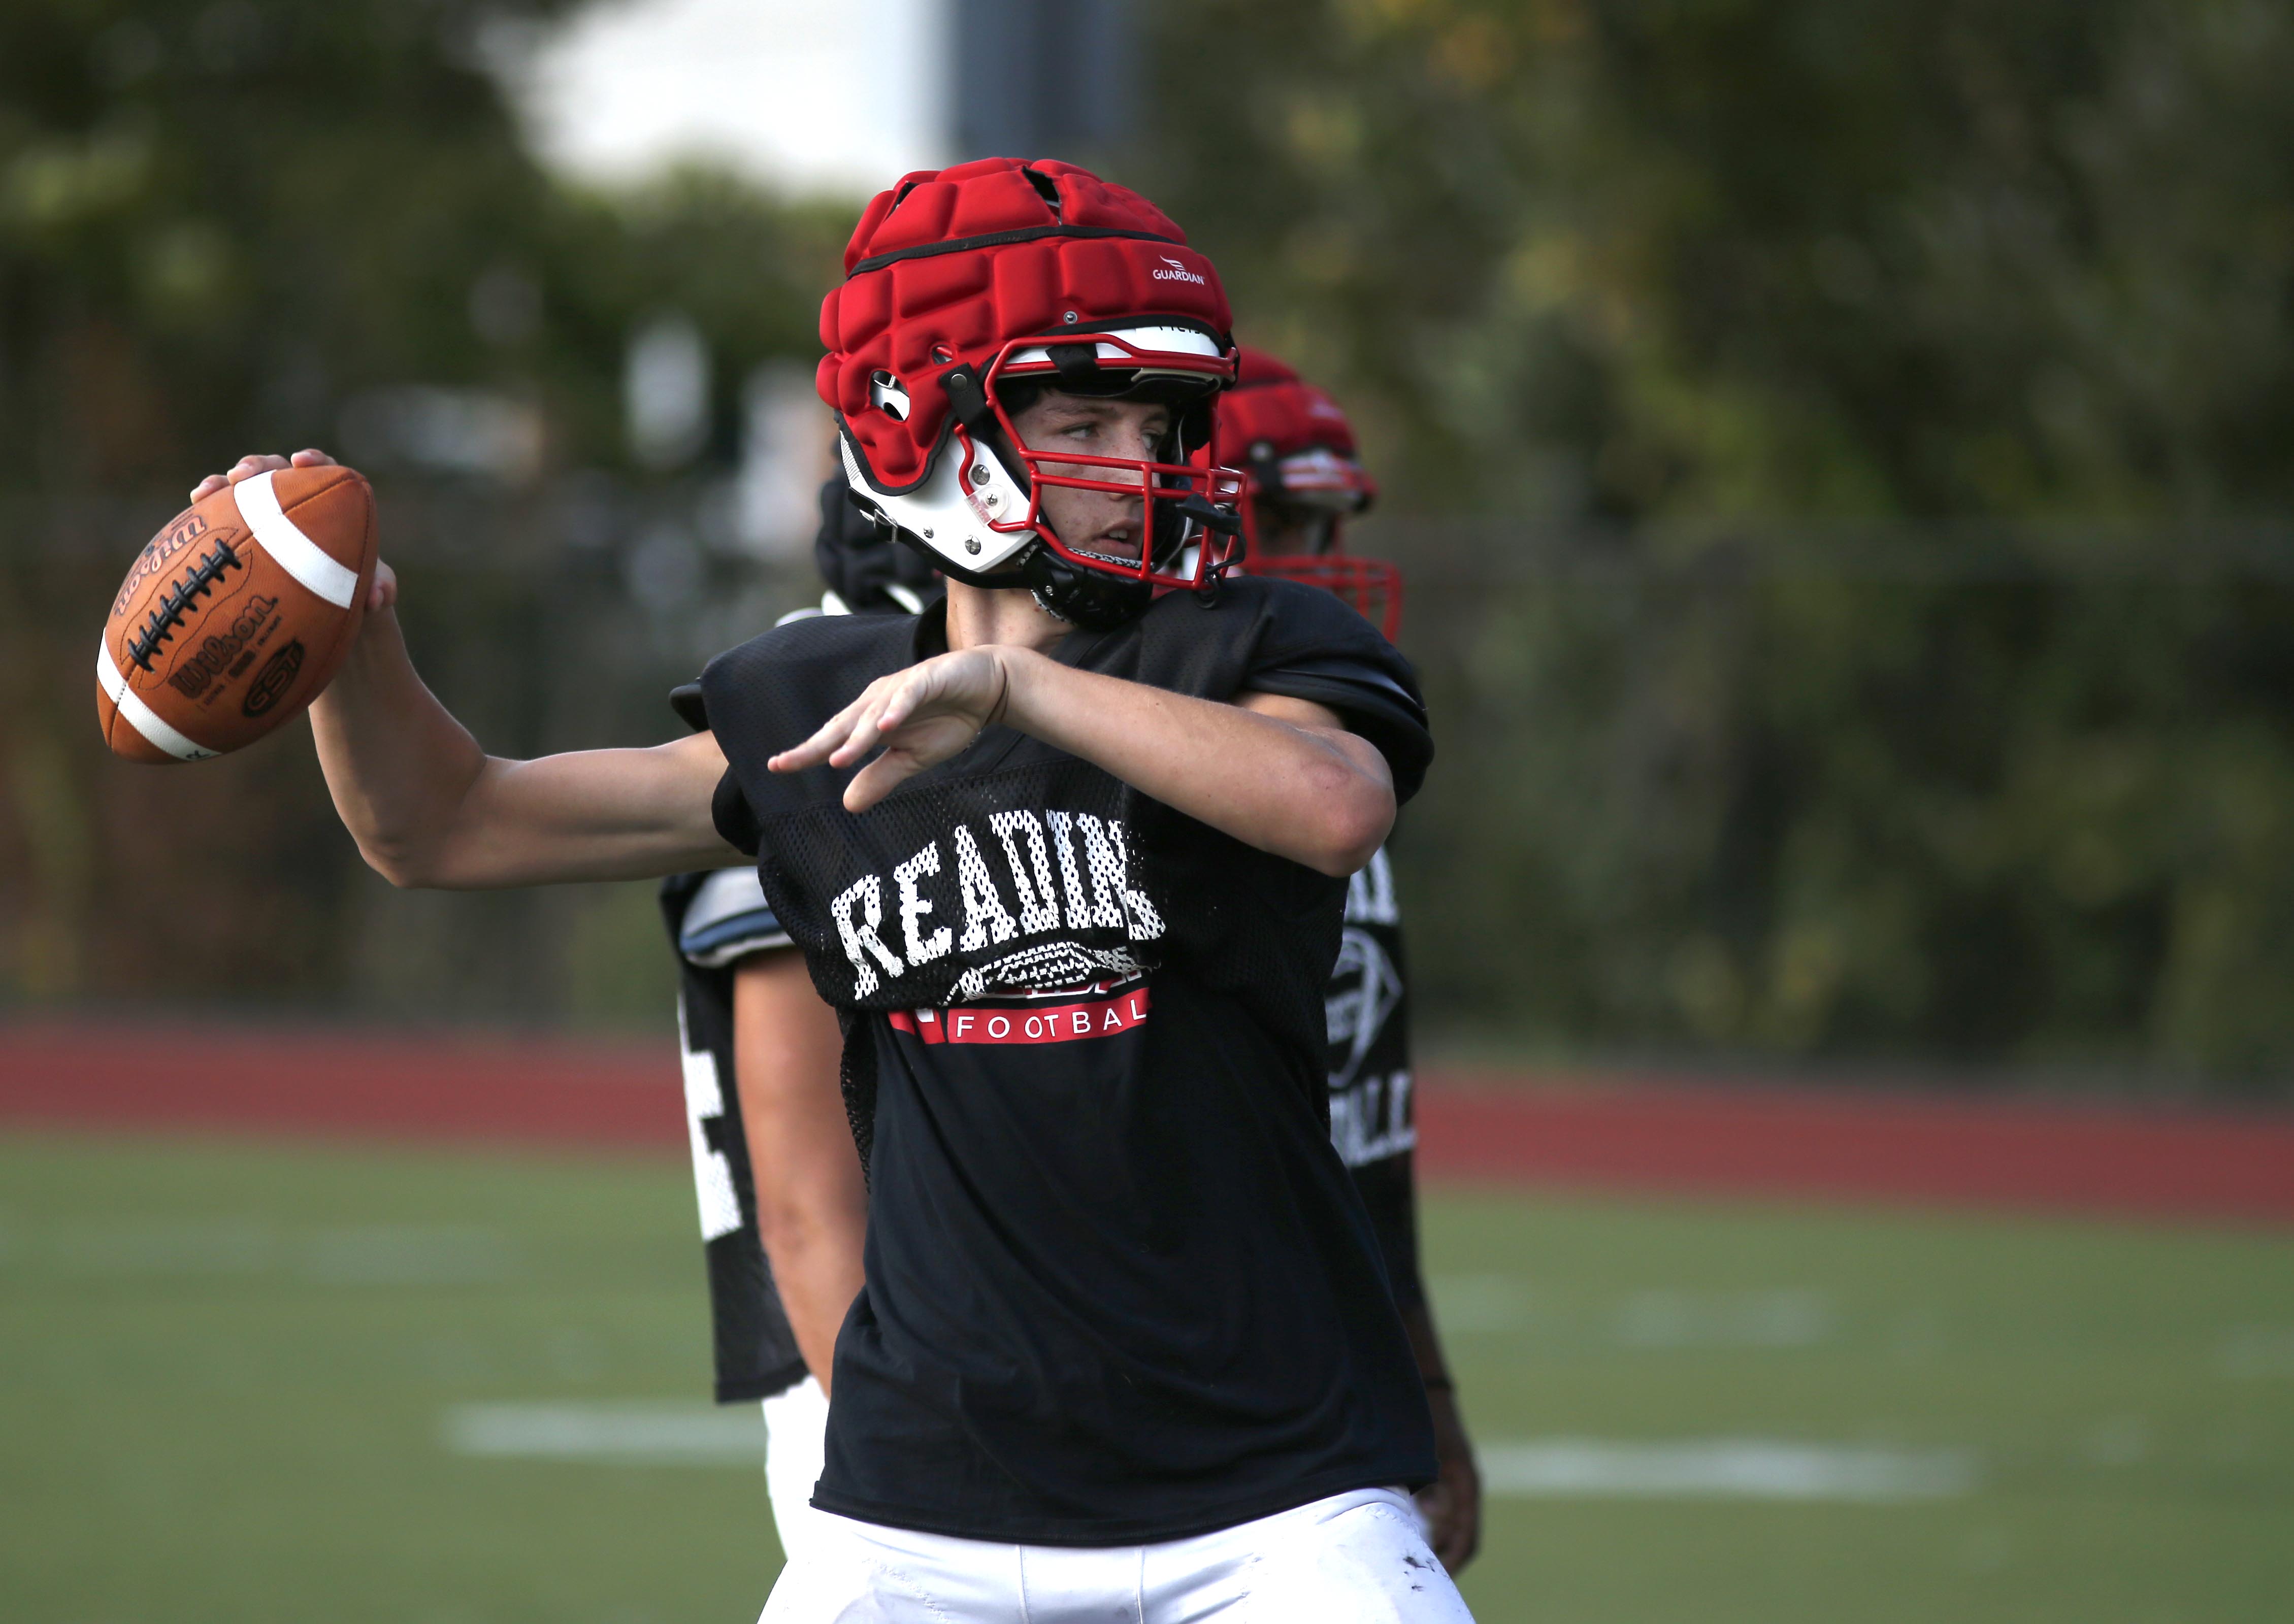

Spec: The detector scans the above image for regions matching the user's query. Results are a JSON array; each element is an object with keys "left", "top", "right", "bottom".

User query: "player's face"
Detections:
[
  {"left": 1007, "top": 391, "right": 1173, "bottom": 562},
  {"left": 1251, "top": 499, "right": 1336, "bottom": 558}
]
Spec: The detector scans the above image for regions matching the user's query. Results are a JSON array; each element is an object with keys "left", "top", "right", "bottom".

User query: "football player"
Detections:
[
  {"left": 657, "top": 481, "right": 925, "bottom": 1553},
  {"left": 1224, "top": 349, "right": 1481, "bottom": 1570},
  {"left": 676, "top": 358, "right": 1480, "bottom": 1572},
  {"left": 196, "top": 158, "right": 1472, "bottom": 1621}
]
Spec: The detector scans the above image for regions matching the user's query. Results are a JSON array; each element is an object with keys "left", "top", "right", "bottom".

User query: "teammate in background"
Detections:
[
  {"left": 657, "top": 482, "right": 929, "bottom": 1551},
  {"left": 1223, "top": 349, "right": 1481, "bottom": 1570},
  {"left": 196, "top": 158, "right": 1472, "bottom": 1619}
]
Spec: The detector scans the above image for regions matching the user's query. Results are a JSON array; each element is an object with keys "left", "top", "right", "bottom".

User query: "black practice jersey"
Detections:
[
  {"left": 657, "top": 869, "right": 809, "bottom": 1404},
  {"left": 700, "top": 578, "right": 1437, "bottom": 1545},
  {"left": 1328, "top": 845, "right": 1424, "bottom": 1313}
]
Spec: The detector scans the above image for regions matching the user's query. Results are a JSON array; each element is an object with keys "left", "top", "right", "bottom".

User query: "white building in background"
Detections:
[
  {"left": 497, "top": 0, "right": 1135, "bottom": 554},
  {"left": 509, "top": 0, "right": 1136, "bottom": 197},
  {"left": 512, "top": 0, "right": 951, "bottom": 195}
]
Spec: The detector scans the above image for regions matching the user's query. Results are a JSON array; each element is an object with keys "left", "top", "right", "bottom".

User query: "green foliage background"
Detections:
[
  {"left": 5, "top": 0, "right": 2293, "bottom": 1086},
  {"left": 1143, "top": 0, "right": 2294, "bottom": 1085}
]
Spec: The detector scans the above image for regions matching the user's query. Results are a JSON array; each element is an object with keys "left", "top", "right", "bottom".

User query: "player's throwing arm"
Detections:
[{"left": 173, "top": 455, "right": 742, "bottom": 889}]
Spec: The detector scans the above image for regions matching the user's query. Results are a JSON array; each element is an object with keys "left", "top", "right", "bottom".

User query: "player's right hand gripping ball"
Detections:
[{"left": 96, "top": 465, "right": 378, "bottom": 762}]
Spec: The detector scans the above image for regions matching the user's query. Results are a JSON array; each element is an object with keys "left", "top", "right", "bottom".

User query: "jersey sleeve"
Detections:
[
  {"left": 1236, "top": 580, "right": 1433, "bottom": 804},
  {"left": 676, "top": 866, "right": 792, "bottom": 966},
  {"left": 712, "top": 769, "right": 764, "bottom": 858}
]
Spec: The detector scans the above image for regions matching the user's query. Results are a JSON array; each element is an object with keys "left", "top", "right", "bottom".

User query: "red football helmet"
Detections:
[
  {"left": 1215, "top": 348, "right": 1400, "bottom": 639},
  {"left": 817, "top": 158, "right": 1246, "bottom": 628}
]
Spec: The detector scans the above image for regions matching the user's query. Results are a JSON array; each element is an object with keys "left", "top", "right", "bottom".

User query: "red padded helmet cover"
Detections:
[
  {"left": 1216, "top": 347, "right": 1363, "bottom": 470},
  {"left": 818, "top": 158, "right": 1233, "bottom": 491}
]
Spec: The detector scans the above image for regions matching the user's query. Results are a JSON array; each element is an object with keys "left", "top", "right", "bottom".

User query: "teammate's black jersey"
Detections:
[
  {"left": 701, "top": 578, "right": 1438, "bottom": 1545},
  {"left": 1329, "top": 845, "right": 1423, "bottom": 1312},
  {"left": 658, "top": 869, "right": 809, "bottom": 1403}
]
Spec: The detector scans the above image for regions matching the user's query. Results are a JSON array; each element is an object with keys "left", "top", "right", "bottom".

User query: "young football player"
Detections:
[
  {"left": 196, "top": 158, "right": 1472, "bottom": 1620},
  {"left": 1223, "top": 349, "right": 1481, "bottom": 1570},
  {"left": 681, "top": 361, "right": 1480, "bottom": 1572}
]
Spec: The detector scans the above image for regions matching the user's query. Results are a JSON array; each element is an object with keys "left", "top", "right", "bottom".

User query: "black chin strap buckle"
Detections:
[
  {"left": 1169, "top": 494, "right": 1240, "bottom": 608},
  {"left": 1173, "top": 493, "right": 1242, "bottom": 537},
  {"left": 941, "top": 367, "right": 994, "bottom": 433}
]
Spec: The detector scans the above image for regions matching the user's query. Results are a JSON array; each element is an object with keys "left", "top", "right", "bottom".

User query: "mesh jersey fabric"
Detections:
[
  {"left": 699, "top": 575, "right": 1437, "bottom": 1544},
  {"left": 657, "top": 871, "right": 810, "bottom": 1403}
]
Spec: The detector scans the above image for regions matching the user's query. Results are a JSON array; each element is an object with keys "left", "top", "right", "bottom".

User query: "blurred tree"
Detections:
[
  {"left": 1145, "top": 0, "right": 2294, "bottom": 521},
  {"left": 0, "top": 0, "right": 842, "bottom": 1020},
  {"left": 1144, "top": 0, "right": 2294, "bottom": 1086}
]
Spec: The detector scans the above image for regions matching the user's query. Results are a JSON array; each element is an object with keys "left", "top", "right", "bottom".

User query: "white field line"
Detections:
[
  {"left": 446, "top": 1402, "right": 761, "bottom": 1466},
  {"left": 1479, "top": 1438, "right": 1978, "bottom": 1502},
  {"left": 444, "top": 1403, "right": 1976, "bottom": 1501}
]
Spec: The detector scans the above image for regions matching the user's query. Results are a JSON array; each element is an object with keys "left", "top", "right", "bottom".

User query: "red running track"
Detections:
[
  {"left": 2, "top": 1021, "right": 2289, "bottom": 1226},
  {"left": 1420, "top": 1069, "right": 2294, "bottom": 1228}
]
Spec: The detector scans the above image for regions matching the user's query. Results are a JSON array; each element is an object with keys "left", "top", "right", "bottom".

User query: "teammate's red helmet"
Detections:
[
  {"left": 1216, "top": 348, "right": 1401, "bottom": 638},
  {"left": 817, "top": 158, "right": 1246, "bottom": 627}
]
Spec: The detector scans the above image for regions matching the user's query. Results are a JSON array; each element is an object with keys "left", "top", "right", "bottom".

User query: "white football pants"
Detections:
[
  {"left": 757, "top": 1484, "right": 1474, "bottom": 1623},
  {"left": 762, "top": 1375, "right": 831, "bottom": 1560}
]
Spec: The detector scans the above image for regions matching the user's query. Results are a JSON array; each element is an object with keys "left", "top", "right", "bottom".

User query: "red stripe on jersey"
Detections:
[{"left": 890, "top": 987, "right": 1152, "bottom": 1047}]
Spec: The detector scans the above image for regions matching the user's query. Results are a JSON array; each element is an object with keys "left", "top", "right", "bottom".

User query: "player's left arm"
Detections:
[
  {"left": 770, "top": 649, "right": 1393, "bottom": 877},
  {"left": 731, "top": 950, "right": 866, "bottom": 1394}
]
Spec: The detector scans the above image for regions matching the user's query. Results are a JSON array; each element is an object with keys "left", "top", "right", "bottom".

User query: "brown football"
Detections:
[{"left": 97, "top": 465, "right": 378, "bottom": 763}]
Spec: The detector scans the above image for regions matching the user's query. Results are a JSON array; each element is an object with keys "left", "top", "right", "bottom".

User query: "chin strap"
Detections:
[
  {"left": 1021, "top": 546, "right": 1153, "bottom": 631},
  {"left": 1177, "top": 493, "right": 1241, "bottom": 608}
]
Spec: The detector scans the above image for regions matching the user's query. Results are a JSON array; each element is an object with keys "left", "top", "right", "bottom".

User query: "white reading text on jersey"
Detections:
[{"left": 828, "top": 810, "right": 1164, "bottom": 1002}]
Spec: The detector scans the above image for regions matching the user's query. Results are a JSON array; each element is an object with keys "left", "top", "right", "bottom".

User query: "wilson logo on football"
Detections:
[{"left": 1152, "top": 256, "right": 1207, "bottom": 286}]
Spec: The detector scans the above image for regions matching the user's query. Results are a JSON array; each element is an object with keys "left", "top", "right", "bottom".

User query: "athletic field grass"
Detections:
[{"left": 3, "top": 1133, "right": 2287, "bottom": 1622}]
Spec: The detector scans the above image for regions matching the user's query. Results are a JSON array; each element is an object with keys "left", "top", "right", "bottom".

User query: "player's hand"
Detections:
[
  {"left": 770, "top": 647, "right": 1020, "bottom": 813},
  {"left": 1416, "top": 1383, "right": 1482, "bottom": 1573},
  {"left": 188, "top": 447, "right": 339, "bottom": 503},
  {"left": 189, "top": 451, "right": 395, "bottom": 616}
]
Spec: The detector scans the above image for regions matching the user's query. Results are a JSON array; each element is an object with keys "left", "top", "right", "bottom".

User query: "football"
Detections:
[{"left": 96, "top": 465, "right": 378, "bottom": 763}]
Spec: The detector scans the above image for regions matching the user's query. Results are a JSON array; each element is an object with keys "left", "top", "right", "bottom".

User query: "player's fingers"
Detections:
[
  {"left": 869, "top": 669, "right": 936, "bottom": 736},
  {"left": 824, "top": 693, "right": 898, "bottom": 769},
  {"left": 224, "top": 453, "right": 290, "bottom": 485},
  {"left": 1431, "top": 1488, "right": 1479, "bottom": 1573},
  {"left": 288, "top": 448, "right": 339, "bottom": 468},
  {"left": 368, "top": 560, "right": 399, "bottom": 612},
  {"left": 843, "top": 746, "right": 924, "bottom": 812},
  {"left": 189, "top": 454, "right": 283, "bottom": 502},
  {"left": 770, "top": 690, "right": 877, "bottom": 772},
  {"left": 836, "top": 674, "right": 929, "bottom": 760}
]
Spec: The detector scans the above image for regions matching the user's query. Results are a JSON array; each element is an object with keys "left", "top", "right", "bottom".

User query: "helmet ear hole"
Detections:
[{"left": 869, "top": 370, "right": 910, "bottom": 422}]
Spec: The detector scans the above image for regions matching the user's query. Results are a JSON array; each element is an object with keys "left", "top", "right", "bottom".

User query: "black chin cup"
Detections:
[{"left": 1020, "top": 545, "right": 1153, "bottom": 629}]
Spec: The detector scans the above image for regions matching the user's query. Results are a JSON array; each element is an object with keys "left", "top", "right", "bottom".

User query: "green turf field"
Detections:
[{"left": 2, "top": 1134, "right": 2289, "bottom": 1622}]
